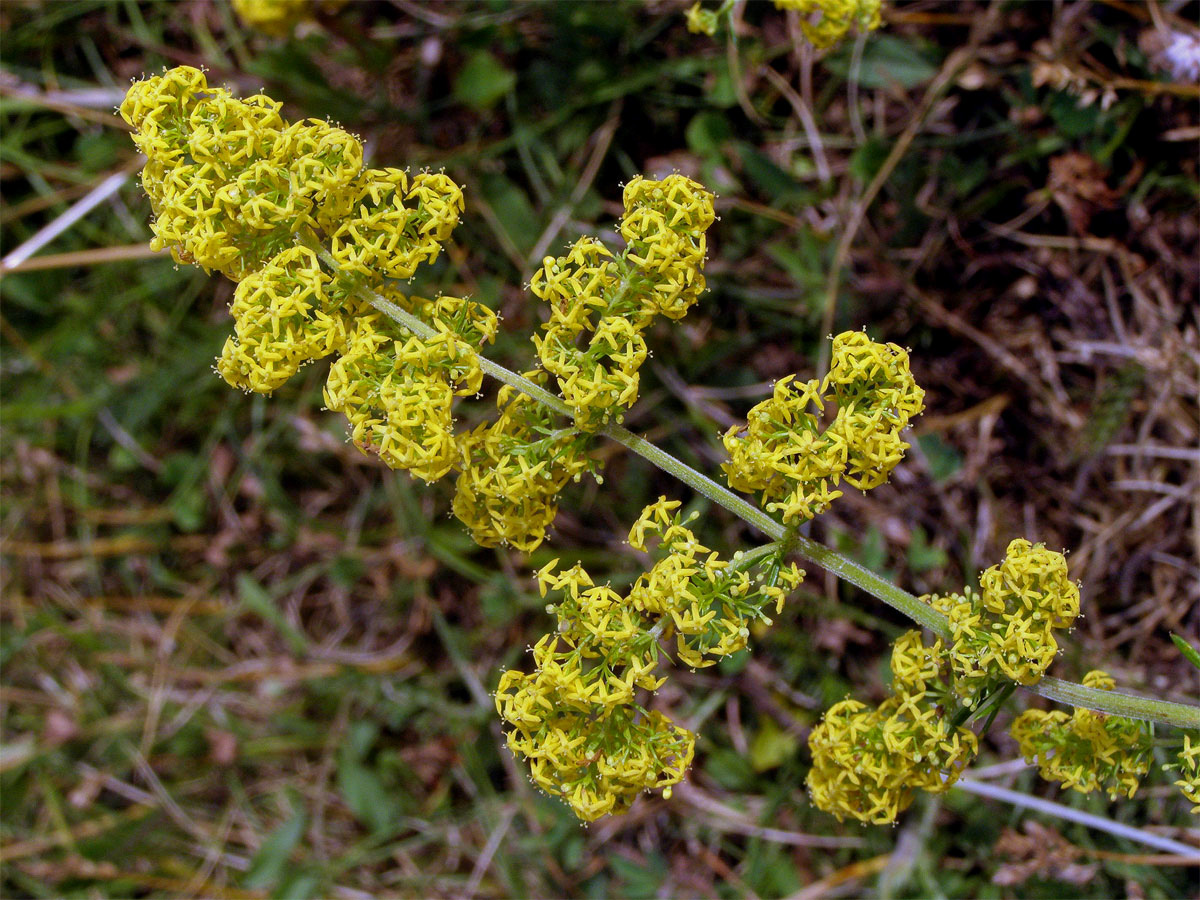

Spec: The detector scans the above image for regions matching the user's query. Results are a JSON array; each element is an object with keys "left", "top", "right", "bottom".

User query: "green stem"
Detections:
[
  {"left": 729, "top": 540, "right": 784, "bottom": 572},
  {"left": 298, "top": 231, "right": 1200, "bottom": 732}
]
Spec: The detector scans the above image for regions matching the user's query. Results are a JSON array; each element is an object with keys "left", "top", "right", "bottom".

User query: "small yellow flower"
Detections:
[
  {"left": 685, "top": 2, "right": 719, "bottom": 36},
  {"left": 529, "top": 175, "right": 715, "bottom": 431},
  {"left": 324, "top": 299, "right": 488, "bottom": 483},
  {"left": 807, "top": 690, "right": 977, "bottom": 825},
  {"left": 498, "top": 498, "right": 804, "bottom": 821},
  {"left": 453, "top": 373, "right": 592, "bottom": 552},
  {"left": 121, "top": 66, "right": 364, "bottom": 280},
  {"left": 936, "top": 539, "right": 1080, "bottom": 697},
  {"left": 328, "top": 168, "right": 463, "bottom": 281},
  {"left": 773, "top": 0, "right": 883, "bottom": 50},
  {"left": 808, "top": 629, "right": 976, "bottom": 825},
  {"left": 231, "top": 0, "right": 347, "bottom": 36},
  {"left": 723, "top": 331, "right": 923, "bottom": 524},
  {"left": 495, "top": 634, "right": 696, "bottom": 821},
  {"left": 217, "top": 245, "right": 364, "bottom": 394},
  {"left": 1011, "top": 670, "right": 1152, "bottom": 800},
  {"left": 1168, "top": 734, "right": 1199, "bottom": 813},
  {"left": 123, "top": 68, "right": 490, "bottom": 483}
]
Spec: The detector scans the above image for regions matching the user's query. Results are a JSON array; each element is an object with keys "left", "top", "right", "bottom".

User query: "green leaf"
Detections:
[
  {"left": 479, "top": 172, "right": 539, "bottom": 258},
  {"left": 704, "top": 747, "right": 755, "bottom": 790},
  {"left": 609, "top": 852, "right": 668, "bottom": 900},
  {"left": 917, "top": 433, "right": 963, "bottom": 483},
  {"left": 907, "top": 526, "right": 948, "bottom": 574},
  {"left": 685, "top": 111, "right": 732, "bottom": 160},
  {"left": 826, "top": 35, "right": 940, "bottom": 90},
  {"left": 748, "top": 718, "right": 799, "bottom": 772},
  {"left": 243, "top": 807, "right": 307, "bottom": 891},
  {"left": 859, "top": 525, "right": 888, "bottom": 575},
  {"left": 738, "top": 142, "right": 810, "bottom": 202},
  {"left": 236, "top": 574, "right": 308, "bottom": 655},
  {"left": 337, "top": 755, "right": 397, "bottom": 834},
  {"left": 274, "top": 869, "right": 322, "bottom": 900},
  {"left": 1171, "top": 633, "right": 1200, "bottom": 671},
  {"left": 346, "top": 721, "right": 378, "bottom": 761},
  {"left": 453, "top": 51, "right": 517, "bottom": 111},
  {"left": 337, "top": 727, "right": 399, "bottom": 834},
  {"left": 848, "top": 135, "right": 890, "bottom": 182}
]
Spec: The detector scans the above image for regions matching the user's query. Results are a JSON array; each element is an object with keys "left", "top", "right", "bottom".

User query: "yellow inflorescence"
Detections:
[
  {"left": 453, "top": 374, "right": 593, "bottom": 552},
  {"left": 327, "top": 168, "right": 464, "bottom": 281},
  {"left": 1169, "top": 735, "right": 1200, "bottom": 813},
  {"left": 807, "top": 630, "right": 977, "bottom": 825},
  {"left": 773, "top": 0, "right": 883, "bottom": 49},
  {"left": 231, "top": 0, "right": 347, "bottom": 36},
  {"left": 121, "top": 65, "right": 462, "bottom": 291},
  {"left": 685, "top": 2, "right": 719, "bottom": 35},
  {"left": 497, "top": 498, "right": 804, "bottom": 820},
  {"left": 928, "top": 539, "right": 1080, "bottom": 697},
  {"left": 121, "top": 67, "right": 363, "bottom": 280},
  {"left": 324, "top": 296, "right": 496, "bottom": 483},
  {"left": 217, "top": 245, "right": 365, "bottom": 393},
  {"left": 723, "top": 331, "right": 924, "bottom": 524},
  {"left": 530, "top": 174, "right": 715, "bottom": 431},
  {"left": 122, "top": 67, "right": 492, "bottom": 488},
  {"left": 1011, "top": 670, "right": 1153, "bottom": 799}
]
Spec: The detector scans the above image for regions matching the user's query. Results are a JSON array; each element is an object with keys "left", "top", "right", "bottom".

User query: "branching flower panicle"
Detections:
[
  {"left": 1011, "top": 670, "right": 1153, "bottom": 799},
  {"left": 1166, "top": 734, "right": 1200, "bottom": 813},
  {"left": 530, "top": 175, "right": 715, "bottom": 430},
  {"left": 123, "top": 67, "right": 491, "bottom": 485},
  {"left": 723, "top": 331, "right": 924, "bottom": 523},
  {"left": 453, "top": 374, "right": 593, "bottom": 552},
  {"left": 231, "top": 0, "right": 346, "bottom": 36},
  {"left": 122, "top": 68, "right": 1200, "bottom": 835},
  {"left": 807, "top": 630, "right": 977, "bottom": 824},
  {"left": 928, "top": 539, "right": 1080, "bottom": 698},
  {"left": 773, "top": 0, "right": 884, "bottom": 49},
  {"left": 496, "top": 498, "right": 803, "bottom": 820}
]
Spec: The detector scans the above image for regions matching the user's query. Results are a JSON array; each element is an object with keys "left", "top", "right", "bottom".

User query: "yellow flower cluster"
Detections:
[
  {"left": 121, "top": 66, "right": 363, "bottom": 281},
  {"left": 807, "top": 630, "right": 977, "bottom": 825},
  {"left": 496, "top": 642, "right": 694, "bottom": 822},
  {"left": 723, "top": 331, "right": 924, "bottom": 523},
  {"left": 231, "top": 0, "right": 346, "bottom": 36},
  {"left": 625, "top": 498, "right": 804, "bottom": 668},
  {"left": 530, "top": 174, "right": 715, "bottom": 430},
  {"left": 453, "top": 374, "right": 593, "bottom": 552},
  {"left": 1169, "top": 735, "right": 1200, "bottom": 813},
  {"left": 122, "top": 68, "right": 492, "bottom": 486},
  {"left": 325, "top": 296, "right": 497, "bottom": 483},
  {"left": 326, "top": 168, "right": 464, "bottom": 281},
  {"left": 773, "top": 0, "right": 883, "bottom": 49},
  {"left": 927, "top": 539, "right": 1080, "bottom": 697},
  {"left": 685, "top": 2, "right": 719, "bottom": 36},
  {"left": 1011, "top": 670, "right": 1153, "bottom": 799},
  {"left": 121, "top": 64, "right": 461, "bottom": 289},
  {"left": 496, "top": 498, "right": 804, "bottom": 820},
  {"left": 217, "top": 245, "right": 365, "bottom": 393}
]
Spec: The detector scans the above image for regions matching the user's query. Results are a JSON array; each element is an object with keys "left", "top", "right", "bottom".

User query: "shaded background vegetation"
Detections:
[{"left": 1, "top": 1, "right": 1197, "bottom": 896}]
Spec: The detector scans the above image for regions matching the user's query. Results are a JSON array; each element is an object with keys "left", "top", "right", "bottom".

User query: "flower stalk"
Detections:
[{"left": 297, "top": 231, "right": 1200, "bottom": 733}]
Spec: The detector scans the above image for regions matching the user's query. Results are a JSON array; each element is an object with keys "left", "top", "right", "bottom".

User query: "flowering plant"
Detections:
[{"left": 122, "top": 66, "right": 1200, "bottom": 827}]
